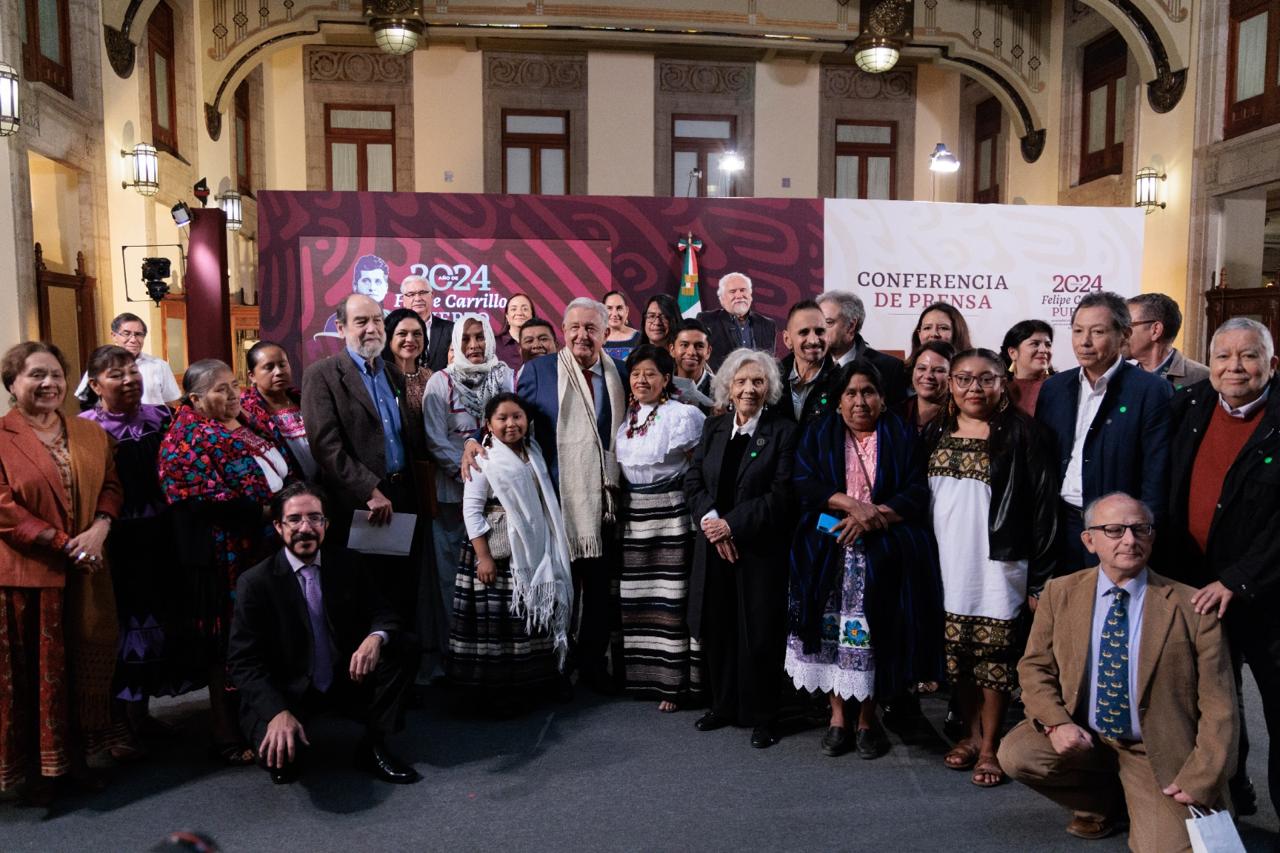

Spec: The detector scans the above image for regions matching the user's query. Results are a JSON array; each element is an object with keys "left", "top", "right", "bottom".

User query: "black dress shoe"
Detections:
[
  {"left": 356, "top": 738, "right": 421, "bottom": 784},
  {"left": 856, "top": 725, "right": 890, "bottom": 760},
  {"left": 820, "top": 726, "right": 851, "bottom": 757},
  {"left": 578, "top": 668, "right": 620, "bottom": 696},
  {"left": 750, "top": 725, "right": 778, "bottom": 749},
  {"left": 694, "top": 710, "right": 731, "bottom": 732},
  {"left": 268, "top": 764, "right": 299, "bottom": 785}
]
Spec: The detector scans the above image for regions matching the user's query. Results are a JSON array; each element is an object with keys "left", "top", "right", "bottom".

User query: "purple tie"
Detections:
[{"left": 299, "top": 566, "right": 334, "bottom": 693}]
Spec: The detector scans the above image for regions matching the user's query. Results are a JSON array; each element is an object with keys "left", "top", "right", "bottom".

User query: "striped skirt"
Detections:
[
  {"left": 619, "top": 476, "right": 704, "bottom": 703},
  {"left": 446, "top": 543, "right": 559, "bottom": 692}
]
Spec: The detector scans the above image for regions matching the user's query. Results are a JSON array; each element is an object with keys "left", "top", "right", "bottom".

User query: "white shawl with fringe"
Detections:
[{"left": 555, "top": 348, "right": 624, "bottom": 560}]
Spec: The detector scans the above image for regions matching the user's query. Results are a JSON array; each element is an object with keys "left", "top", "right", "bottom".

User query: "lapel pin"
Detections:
[
  {"left": 1266, "top": 456, "right": 1273, "bottom": 464},
  {"left": 756, "top": 438, "right": 766, "bottom": 446},
  {"left": 1118, "top": 405, "right": 1128, "bottom": 413}
]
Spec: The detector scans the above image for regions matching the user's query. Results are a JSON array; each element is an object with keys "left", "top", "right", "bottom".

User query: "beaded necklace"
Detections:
[{"left": 625, "top": 398, "right": 665, "bottom": 439}]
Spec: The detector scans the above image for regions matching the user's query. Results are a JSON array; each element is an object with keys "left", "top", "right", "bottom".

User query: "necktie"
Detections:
[
  {"left": 299, "top": 566, "right": 334, "bottom": 693},
  {"left": 582, "top": 366, "right": 596, "bottom": 407},
  {"left": 1094, "top": 587, "right": 1131, "bottom": 738}
]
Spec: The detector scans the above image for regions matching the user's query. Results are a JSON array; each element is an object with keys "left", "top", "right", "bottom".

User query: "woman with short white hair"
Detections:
[{"left": 684, "top": 348, "right": 797, "bottom": 749}]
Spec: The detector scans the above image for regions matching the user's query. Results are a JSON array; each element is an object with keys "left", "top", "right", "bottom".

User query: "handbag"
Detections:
[
  {"left": 1185, "top": 806, "right": 1246, "bottom": 853},
  {"left": 484, "top": 500, "right": 511, "bottom": 560}
]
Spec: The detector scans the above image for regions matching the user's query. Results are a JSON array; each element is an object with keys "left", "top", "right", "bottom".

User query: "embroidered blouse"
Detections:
[{"left": 615, "top": 399, "right": 706, "bottom": 485}]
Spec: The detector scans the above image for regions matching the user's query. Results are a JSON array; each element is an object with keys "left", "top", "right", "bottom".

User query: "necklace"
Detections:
[{"left": 625, "top": 400, "right": 663, "bottom": 439}]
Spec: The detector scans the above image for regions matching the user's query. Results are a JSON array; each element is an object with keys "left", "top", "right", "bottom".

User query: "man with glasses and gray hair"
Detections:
[
  {"left": 1125, "top": 293, "right": 1209, "bottom": 390},
  {"left": 399, "top": 274, "right": 454, "bottom": 371},
  {"left": 1000, "top": 491, "right": 1235, "bottom": 849},
  {"left": 1036, "top": 291, "right": 1173, "bottom": 572},
  {"left": 816, "top": 290, "right": 907, "bottom": 405},
  {"left": 1165, "top": 316, "right": 1280, "bottom": 820},
  {"left": 74, "top": 312, "right": 182, "bottom": 407}
]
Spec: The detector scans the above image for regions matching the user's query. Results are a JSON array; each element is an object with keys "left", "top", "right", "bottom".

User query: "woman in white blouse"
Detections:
[
  {"left": 422, "top": 314, "right": 515, "bottom": 658},
  {"left": 615, "top": 344, "right": 707, "bottom": 711}
]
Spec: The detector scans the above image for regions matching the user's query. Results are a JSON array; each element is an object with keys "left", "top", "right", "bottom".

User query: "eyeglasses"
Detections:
[
  {"left": 281, "top": 513, "right": 327, "bottom": 528},
  {"left": 113, "top": 330, "right": 146, "bottom": 340},
  {"left": 1129, "top": 319, "right": 1157, "bottom": 328},
  {"left": 402, "top": 290, "right": 430, "bottom": 300},
  {"left": 1086, "top": 523, "right": 1155, "bottom": 540},
  {"left": 950, "top": 372, "right": 1001, "bottom": 390}
]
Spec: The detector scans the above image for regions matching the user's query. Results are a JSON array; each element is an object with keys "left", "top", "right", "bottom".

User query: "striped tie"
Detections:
[{"left": 1094, "top": 588, "right": 1131, "bottom": 738}]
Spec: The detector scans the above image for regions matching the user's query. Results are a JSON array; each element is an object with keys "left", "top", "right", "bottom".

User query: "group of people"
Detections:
[{"left": 0, "top": 271, "right": 1275, "bottom": 852}]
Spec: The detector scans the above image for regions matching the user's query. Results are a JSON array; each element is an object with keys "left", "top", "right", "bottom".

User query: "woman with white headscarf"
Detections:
[{"left": 423, "top": 314, "right": 515, "bottom": 655}]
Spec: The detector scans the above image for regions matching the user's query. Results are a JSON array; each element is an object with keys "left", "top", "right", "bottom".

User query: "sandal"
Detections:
[
  {"left": 943, "top": 741, "right": 980, "bottom": 770},
  {"left": 915, "top": 681, "right": 940, "bottom": 694},
  {"left": 971, "top": 754, "right": 1006, "bottom": 787},
  {"left": 658, "top": 700, "right": 678, "bottom": 713},
  {"left": 209, "top": 741, "right": 257, "bottom": 766}
]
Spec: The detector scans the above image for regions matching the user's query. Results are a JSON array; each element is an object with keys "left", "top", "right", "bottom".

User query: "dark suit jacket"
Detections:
[
  {"left": 424, "top": 316, "right": 455, "bottom": 372},
  {"left": 1035, "top": 360, "right": 1173, "bottom": 522},
  {"left": 1018, "top": 567, "right": 1236, "bottom": 807},
  {"left": 301, "top": 352, "right": 412, "bottom": 511},
  {"left": 1165, "top": 377, "right": 1280, "bottom": 601},
  {"left": 515, "top": 351, "right": 624, "bottom": 483},
  {"left": 851, "top": 335, "right": 908, "bottom": 407},
  {"left": 684, "top": 410, "right": 797, "bottom": 639},
  {"left": 777, "top": 353, "right": 840, "bottom": 425},
  {"left": 228, "top": 547, "right": 402, "bottom": 726},
  {"left": 698, "top": 308, "right": 778, "bottom": 372}
]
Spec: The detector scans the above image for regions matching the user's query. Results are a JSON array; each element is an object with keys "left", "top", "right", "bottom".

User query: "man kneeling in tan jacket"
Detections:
[{"left": 999, "top": 491, "right": 1237, "bottom": 852}]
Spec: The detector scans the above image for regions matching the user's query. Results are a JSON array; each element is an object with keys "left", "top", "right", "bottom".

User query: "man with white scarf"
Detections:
[{"left": 463, "top": 297, "right": 626, "bottom": 693}]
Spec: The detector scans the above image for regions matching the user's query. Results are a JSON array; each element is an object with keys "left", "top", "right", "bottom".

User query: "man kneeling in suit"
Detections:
[
  {"left": 999, "top": 492, "right": 1236, "bottom": 851},
  {"left": 228, "top": 482, "right": 421, "bottom": 785}
]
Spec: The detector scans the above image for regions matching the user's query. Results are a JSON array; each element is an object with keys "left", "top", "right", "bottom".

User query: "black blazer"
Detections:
[
  {"left": 1034, "top": 360, "right": 1173, "bottom": 522},
  {"left": 228, "top": 547, "right": 402, "bottom": 726},
  {"left": 424, "top": 316, "right": 455, "bottom": 372},
  {"left": 853, "top": 336, "right": 908, "bottom": 408},
  {"left": 684, "top": 410, "right": 798, "bottom": 639},
  {"left": 1164, "top": 377, "right": 1280, "bottom": 601},
  {"left": 777, "top": 353, "right": 840, "bottom": 425},
  {"left": 698, "top": 308, "right": 778, "bottom": 372},
  {"left": 301, "top": 352, "right": 412, "bottom": 512}
]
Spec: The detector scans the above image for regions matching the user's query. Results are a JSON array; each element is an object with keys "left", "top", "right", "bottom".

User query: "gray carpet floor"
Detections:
[{"left": 1, "top": 673, "right": 1277, "bottom": 852}]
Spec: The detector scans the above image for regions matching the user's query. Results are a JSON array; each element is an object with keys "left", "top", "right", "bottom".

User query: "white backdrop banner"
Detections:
[{"left": 823, "top": 199, "right": 1145, "bottom": 371}]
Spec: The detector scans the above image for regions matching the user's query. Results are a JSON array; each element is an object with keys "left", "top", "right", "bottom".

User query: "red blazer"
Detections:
[{"left": 0, "top": 409, "right": 122, "bottom": 588}]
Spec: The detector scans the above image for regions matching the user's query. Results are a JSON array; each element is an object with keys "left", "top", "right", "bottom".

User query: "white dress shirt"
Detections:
[
  {"left": 702, "top": 410, "right": 762, "bottom": 523},
  {"left": 1219, "top": 386, "right": 1271, "bottom": 419},
  {"left": 282, "top": 549, "right": 387, "bottom": 645},
  {"left": 1059, "top": 356, "right": 1124, "bottom": 508},
  {"left": 75, "top": 352, "right": 182, "bottom": 406}
]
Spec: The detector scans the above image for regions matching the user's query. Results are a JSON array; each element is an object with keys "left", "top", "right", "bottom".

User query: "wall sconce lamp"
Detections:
[
  {"left": 121, "top": 143, "right": 160, "bottom": 196},
  {"left": 929, "top": 143, "right": 960, "bottom": 174},
  {"left": 1135, "top": 166, "right": 1166, "bottom": 214},
  {"left": 0, "top": 62, "right": 19, "bottom": 137},
  {"left": 220, "top": 190, "right": 243, "bottom": 231}
]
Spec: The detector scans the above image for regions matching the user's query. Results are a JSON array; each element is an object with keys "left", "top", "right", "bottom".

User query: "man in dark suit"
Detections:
[
  {"left": 1166, "top": 317, "right": 1280, "bottom": 819},
  {"left": 1035, "top": 292, "right": 1172, "bottom": 572},
  {"left": 1000, "top": 492, "right": 1236, "bottom": 850},
  {"left": 777, "top": 299, "right": 840, "bottom": 425},
  {"left": 817, "top": 290, "right": 907, "bottom": 406},
  {"left": 301, "top": 293, "right": 419, "bottom": 615},
  {"left": 698, "top": 271, "right": 778, "bottom": 372},
  {"left": 228, "top": 483, "right": 420, "bottom": 785},
  {"left": 400, "top": 274, "right": 454, "bottom": 371},
  {"left": 462, "top": 298, "right": 626, "bottom": 692}
]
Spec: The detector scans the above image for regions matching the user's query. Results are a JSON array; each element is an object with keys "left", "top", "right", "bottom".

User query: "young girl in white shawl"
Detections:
[{"left": 448, "top": 391, "right": 573, "bottom": 710}]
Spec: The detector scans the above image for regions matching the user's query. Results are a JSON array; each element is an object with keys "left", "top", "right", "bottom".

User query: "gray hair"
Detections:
[
  {"left": 563, "top": 297, "right": 608, "bottom": 329},
  {"left": 110, "top": 312, "right": 147, "bottom": 335},
  {"left": 1082, "top": 491, "right": 1154, "bottom": 528},
  {"left": 1211, "top": 317, "right": 1275, "bottom": 363},
  {"left": 1071, "top": 291, "right": 1131, "bottom": 333},
  {"left": 400, "top": 274, "right": 428, "bottom": 291},
  {"left": 1126, "top": 293, "right": 1182, "bottom": 342},
  {"left": 712, "top": 348, "right": 784, "bottom": 409},
  {"left": 182, "top": 358, "right": 233, "bottom": 399},
  {"left": 717, "top": 272, "right": 753, "bottom": 301},
  {"left": 817, "top": 290, "right": 865, "bottom": 334}
]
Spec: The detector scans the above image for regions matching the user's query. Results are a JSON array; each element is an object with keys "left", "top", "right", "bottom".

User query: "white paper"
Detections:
[{"left": 347, "top": 511, "right": 417, "bottom": 556}]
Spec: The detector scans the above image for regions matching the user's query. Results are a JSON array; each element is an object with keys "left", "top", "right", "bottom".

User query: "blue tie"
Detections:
[{"left": 1094, "top": 587, "right": 1131, "bottom": 738}]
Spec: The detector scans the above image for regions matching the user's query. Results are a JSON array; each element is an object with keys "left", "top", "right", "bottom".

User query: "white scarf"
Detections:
[
  {"left": 555, "top": 347, "right": 624, "bottom": 560},
  {"left": 445, "top": 313, "right": 508, "bottom": 420},
  {"left": 478, "top": 438, "right": 573, "bottom": 664}
]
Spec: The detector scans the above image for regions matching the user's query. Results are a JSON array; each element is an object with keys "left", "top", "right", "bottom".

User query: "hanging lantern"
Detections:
[{"left": 220, "top": 190, "right": 243, "bottom": 231}]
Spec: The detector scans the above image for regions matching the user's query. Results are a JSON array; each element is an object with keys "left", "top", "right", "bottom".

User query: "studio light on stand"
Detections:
[
  {"left": 719, "top": 152, "right": 746, "bottom": 174},
  {"left": 0, "top": 62, "right": 19, "bottom": 137},
  {"left": 140, "top": 257, "right": 172, "bottom": 304},
  {"left": 220, "top": 190, "right": 243, "bottom": 232},
  {"left": 170, "top": 201, "right": 192, "bottom": 228},
  {"left": 122, "top": 143, "right": 160, "bottom": 196},
  {"left": 928, "top": 143, "right": 960, "bottom": 174},
  {"left": 1135, "top": 166, "right": 1167, "bottom": 214}
]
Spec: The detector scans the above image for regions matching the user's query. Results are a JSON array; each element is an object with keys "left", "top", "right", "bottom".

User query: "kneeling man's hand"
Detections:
[
  {"left": 261, "top": 710, "right": 309, "bottom": 768},
  {"left": 1047, "top": 722, "right": 1093, "bottom": 755},
  {"left": 350, "top": 633, "right": 384, "bottom": 683}
]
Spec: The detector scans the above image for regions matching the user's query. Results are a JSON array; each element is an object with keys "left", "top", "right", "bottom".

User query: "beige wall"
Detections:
[
  {"left": 1005, "top": 0, "right": 1066, "bottom": 205},
  {"left": 754, "top": 59, "right": 819, "bottom": 198},
  {"left": 587, "top": 51, "right": 655, "bottom": 196},
  {"left": 263, "top": 47, "right": 308, "bottom": 192},
  {"left": 28, "top": 152, "right": 82, "bottom": 272},
  {"left": 913, "top": 65, "right": 963, "bottom": 202},
  {"left": 414, "top": 45, "right": 484, "bottom": 193}
]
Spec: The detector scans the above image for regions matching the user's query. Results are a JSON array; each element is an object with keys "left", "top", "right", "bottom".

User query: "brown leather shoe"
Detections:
[{"left": 1065, "top": 814, "right": 1125, "bottom": 840}]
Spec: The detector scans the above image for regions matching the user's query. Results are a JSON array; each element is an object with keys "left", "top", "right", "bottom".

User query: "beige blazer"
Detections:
[{"left": 1018, "top": 567, "right": 1237, "bottom": 806}]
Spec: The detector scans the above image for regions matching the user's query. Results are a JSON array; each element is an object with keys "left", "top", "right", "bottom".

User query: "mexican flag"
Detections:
[{"left": 677, "top": 233, "right": 703, "bottom": 318}]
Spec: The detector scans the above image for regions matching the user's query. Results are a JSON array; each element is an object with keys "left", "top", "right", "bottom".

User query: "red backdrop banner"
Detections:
[{"left": 257, "top": 191, "right": 824, "bottom": 370}]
